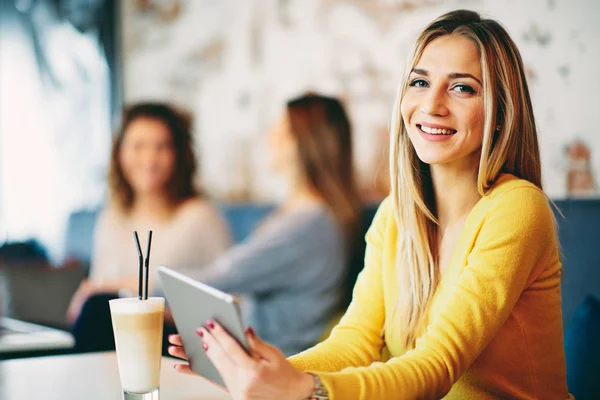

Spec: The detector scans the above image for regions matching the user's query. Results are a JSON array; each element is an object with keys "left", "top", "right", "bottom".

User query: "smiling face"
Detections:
[
  {"left": 119, "top": 117, "right": 176, "bottom": 196},
  {"left": 401, "top": 34, "right": 485, "bottom": 168}
]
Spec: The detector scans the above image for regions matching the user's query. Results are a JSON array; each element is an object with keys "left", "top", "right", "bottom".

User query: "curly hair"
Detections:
[{"left": 108, "top": 102, "right": 198, "bottom": 212}]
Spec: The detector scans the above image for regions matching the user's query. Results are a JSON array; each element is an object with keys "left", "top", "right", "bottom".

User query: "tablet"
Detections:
[{"left": 158, "top": 265, "right": 248, "bottom": 388}]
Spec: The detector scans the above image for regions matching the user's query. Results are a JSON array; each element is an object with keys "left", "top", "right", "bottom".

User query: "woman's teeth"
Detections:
[{"left": 419, "top": 125, "right": 456, "bottom": 135}]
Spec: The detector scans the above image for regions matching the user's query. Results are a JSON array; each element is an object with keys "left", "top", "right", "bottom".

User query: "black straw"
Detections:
[
  {"left": 133, "top": 231, "right": 143, "bottom": 300},
  {"left": 144, "top": 231, "right": 153, "bottom": 300}
]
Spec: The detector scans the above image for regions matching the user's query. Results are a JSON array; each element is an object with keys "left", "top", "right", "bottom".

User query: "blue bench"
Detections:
[{"left": 64, "top": 199, "right": 600, "bottom": 397}]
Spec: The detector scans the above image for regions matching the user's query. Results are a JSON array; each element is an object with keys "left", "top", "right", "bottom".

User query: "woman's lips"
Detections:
[{"left": 416, "top": 124, "right": 457, "bottom": 142}]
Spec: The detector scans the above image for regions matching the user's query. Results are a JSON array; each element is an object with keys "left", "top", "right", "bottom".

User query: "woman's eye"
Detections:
[
  {"left": 128, "top": 142, "right": 143, "bottom": 151},
  {"left": 409, "top": 79, "right": 428, "bottom": 88},
  {"left": 158, "top": 143, "right": 173, "bottom": 152},
  {"left": 452, "top": 84, "right": 475, "bottom": 94}
]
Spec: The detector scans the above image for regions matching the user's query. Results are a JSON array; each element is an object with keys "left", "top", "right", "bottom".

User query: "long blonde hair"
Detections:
[{"left": 389, "top": 10, "right": 542, "bottom": 347}]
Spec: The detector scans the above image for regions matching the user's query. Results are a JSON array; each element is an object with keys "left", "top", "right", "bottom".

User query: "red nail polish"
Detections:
[
  {"left": 202, "top": 342, "right": 208, "bottom": 351},
  {"left": 196, "top": 328, "right": 204, "bottom": 337},
  {"left": 246, "top": 327, "right": 255, "bottom": 338},
  {"left": 206, "top": 320, "right": 215, "bottom": 330}
]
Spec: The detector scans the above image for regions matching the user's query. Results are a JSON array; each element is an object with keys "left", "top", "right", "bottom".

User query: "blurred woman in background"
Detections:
[
  {"left": 177, "top": 93, "right": 363, "bottom": 356},
  {"left": 68, "top": 102, "right": 231, "bottom": 350}
]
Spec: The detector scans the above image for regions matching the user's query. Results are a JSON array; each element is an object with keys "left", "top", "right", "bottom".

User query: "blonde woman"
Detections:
[{"left": 168, "top": 10, "right": 571, "bottom": 399}]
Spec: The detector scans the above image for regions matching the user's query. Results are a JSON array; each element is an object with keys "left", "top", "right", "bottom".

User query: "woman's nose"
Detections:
[
  {"left": 419, "top": 87, "right": 448, "bottom": 116},
  {"left": 139, "top": 147, "right": 158, "bottom": 165}
]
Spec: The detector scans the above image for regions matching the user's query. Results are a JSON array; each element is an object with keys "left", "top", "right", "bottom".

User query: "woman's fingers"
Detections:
[
  {"left": 197, "top": 326, "right": 238, "bottom": 375},
  {"left": 245, "top": 327, "right": 282, "bottom": 362},
  {"left": 168, "top": 334, "right": 184, "bottom": 346},
  {"left": 67, "top": 293, "right": 85, "bottom": 322},
  {"left": 173, "top": 363, "right": 196, "bottom": 376},
  {"left": 66, "top": 303, "right": 77, "bottom": 322},
  {"left": 206, "top": 321, "right": 256, "bottom": 369},
  {"left": 168, "top": 345, "right": 188, "bottom": 361}
]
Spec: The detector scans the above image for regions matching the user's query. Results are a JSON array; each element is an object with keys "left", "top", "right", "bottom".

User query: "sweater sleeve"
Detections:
[
  {"left": 294, "top": 187, "right": 557, "bottom": 399},
  {"left": 147, "top": 202, "right": 233, "bottom": 292},
  {"left": 191, "top": 210, "right": 329, "bottom": 296},
  {"left": 172, "top": 202, "right": 233, "bottom": 275},
  {"left": 289, "top": 198, "right": 391, "bottom": 372}
]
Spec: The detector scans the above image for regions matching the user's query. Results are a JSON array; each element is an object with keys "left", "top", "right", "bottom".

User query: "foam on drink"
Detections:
[{"left": 110, "top": 297, "right": 165, "bottom": 394}]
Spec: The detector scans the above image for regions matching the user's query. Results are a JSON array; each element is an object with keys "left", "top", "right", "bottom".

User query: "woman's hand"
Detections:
[
  {"left": 167, "top": 334, "right": 194, "bottom": 373},
  {"left": 67, "top": 276, "right": 141, "bottom": 323},
  {"left": 168, "top": 322, "right": 315, "bottom": 400},
  {"left": 67, "top": 279, "right": 96, "bottom": 323}
]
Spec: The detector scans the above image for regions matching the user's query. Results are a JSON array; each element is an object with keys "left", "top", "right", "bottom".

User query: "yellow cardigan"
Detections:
[{"left": 290, "top": 174, "right": 570, "bottom": 399}]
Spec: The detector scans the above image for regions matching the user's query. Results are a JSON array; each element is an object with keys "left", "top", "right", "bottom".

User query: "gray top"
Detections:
[{"left": 192, "top": 204, "right": 346, "bottom": 356}]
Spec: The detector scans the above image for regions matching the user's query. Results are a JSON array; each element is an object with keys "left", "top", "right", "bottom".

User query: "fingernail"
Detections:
[
  {"left": 202, "top": 342, "right": 208, "bottom": 351},
  {"left": 196, "top": 328, "right": 204, "bottom": 338},
  {"left": 245, "top": 327, "right": 255, "bottom": 338},
  {"left": 206, "top": 320, "right": 215, "bottom": 330}
]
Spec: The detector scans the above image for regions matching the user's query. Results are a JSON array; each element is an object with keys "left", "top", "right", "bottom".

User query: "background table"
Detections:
[
  {"left": 0, "top": 352, "right": 231, "bottom": 399},
  {"left": 0, "top": 317, "right": 74, "bottom": 355}
]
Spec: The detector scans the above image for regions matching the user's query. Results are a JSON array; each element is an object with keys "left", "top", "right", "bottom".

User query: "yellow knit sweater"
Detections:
[{"left": 290, "top": 174, "right": 570, "bottom": 399}]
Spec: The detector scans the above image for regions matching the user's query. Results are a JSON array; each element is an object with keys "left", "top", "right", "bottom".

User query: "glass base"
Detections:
[{"left": 123, "top": 388, "right": 159, "bottom": 400}]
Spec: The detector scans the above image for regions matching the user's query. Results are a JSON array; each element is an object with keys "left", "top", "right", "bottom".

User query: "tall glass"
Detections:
[{"left": 109, "top": 297, "right": 165, "bottom": 400}]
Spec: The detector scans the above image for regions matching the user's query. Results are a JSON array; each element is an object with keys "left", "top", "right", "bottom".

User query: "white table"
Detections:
[
  {"left": 0, "top": 352, "right": 231, "bottom": 400},
  {"left": 0, "top": 317, "right": 74, "bottom": 353}
]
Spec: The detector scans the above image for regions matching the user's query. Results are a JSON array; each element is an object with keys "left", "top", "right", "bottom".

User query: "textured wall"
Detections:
[{"left": 122, "top": 0, "right": 600, "bottom": 201}]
